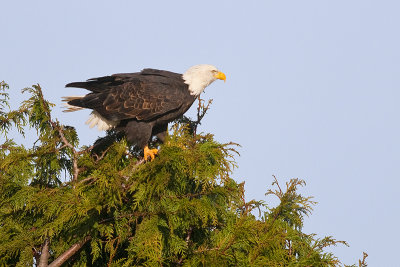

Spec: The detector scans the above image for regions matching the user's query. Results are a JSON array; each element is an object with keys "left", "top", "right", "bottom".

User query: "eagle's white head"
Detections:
[{"left": 182, "top": 64, "right": 226, "bottom": 96}]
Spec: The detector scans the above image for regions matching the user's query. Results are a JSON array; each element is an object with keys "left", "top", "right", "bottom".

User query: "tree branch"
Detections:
[
  {"left": 50, "top": 122, "right": 80, "bottom": 182},
  {"left": 38, "top": 238, "right": 50, "bottom": 267},
  {"left": 48, "top": 236, "right": 91, "bottom": 267},
  {"left": 55, "top": 125, "right": 79, "bottom": 181}
]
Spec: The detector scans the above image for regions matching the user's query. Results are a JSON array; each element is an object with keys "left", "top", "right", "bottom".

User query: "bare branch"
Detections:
[
  {"left": 77, "top": 176, "right": 97, "bottom": 185},
  {"left": 93, "top": 146, "right": 112, "bottom": 162},
  {"left": 77, "top": 145, "right": 94, "bottom": 155},
  {"left": 48, "top": 236, "right": 91, "bottom": 267},
  {"left": 359, "top": 252, "right": 368, "bottom": 267},
  {"left": 38, "top": 238, "right": 50, "bottom": 267}
]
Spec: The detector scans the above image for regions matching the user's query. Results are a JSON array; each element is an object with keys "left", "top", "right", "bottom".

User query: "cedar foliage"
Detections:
[{"left": 0, "top": 82, "right": 366, "bottom": 266}]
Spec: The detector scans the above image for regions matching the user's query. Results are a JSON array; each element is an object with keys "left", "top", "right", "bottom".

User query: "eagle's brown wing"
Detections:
[
  {"left": 101, "top": 79, "right": 187, "bottom": 121},
  {"left": 66, "top": 69, "right": 193, "bottom": 121}
]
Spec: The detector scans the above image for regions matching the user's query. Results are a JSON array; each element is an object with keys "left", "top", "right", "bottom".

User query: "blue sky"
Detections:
[{"left": 2, "top": 1, "right": 399, "bottom": 265}]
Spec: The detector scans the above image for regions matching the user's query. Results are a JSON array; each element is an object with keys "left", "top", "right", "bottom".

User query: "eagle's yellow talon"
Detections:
[{"left": 144, "top": 146, "right": 158, "bottom": 161}]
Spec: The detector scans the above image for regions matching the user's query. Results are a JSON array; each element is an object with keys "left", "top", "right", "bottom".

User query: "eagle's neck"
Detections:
[{"left": 182, "top": 71, "right": 215, "bottom": 96}]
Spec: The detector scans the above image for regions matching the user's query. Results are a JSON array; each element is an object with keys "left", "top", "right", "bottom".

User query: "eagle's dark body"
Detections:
[{"left": 66, "top": 69, "right": 196, "bottom": 149}]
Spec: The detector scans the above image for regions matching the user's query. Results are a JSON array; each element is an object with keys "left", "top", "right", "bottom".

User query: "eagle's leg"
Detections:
[
  {"left": 152, "top": 124, "right": 168, "bottom": 143},
  {"left": 143, "top": 124, "right": 167, "bottom": 161},
  {"left": 123, "top": 120, "right": 158, "bottom": 161},
  {"left": 144, "top": 145, "right": 158, "bottom": 161}
]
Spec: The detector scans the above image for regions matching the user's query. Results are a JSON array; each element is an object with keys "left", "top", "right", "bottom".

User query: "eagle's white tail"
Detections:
[
  {"left": 85, "top": 111, "right": 118, "bottom": 131},
  {"left": 62, "top": 96, "right": 85, "bottom": 112}
]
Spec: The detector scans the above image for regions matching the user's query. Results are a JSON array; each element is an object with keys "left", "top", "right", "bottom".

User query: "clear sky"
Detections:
[{"left": 2, "top": 1, "right": 399, "bottom": 265}]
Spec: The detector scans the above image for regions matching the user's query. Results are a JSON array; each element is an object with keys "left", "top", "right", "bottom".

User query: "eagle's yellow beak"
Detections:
[{"left": 214, "top": 71, "right": 226, "bottom": 82}]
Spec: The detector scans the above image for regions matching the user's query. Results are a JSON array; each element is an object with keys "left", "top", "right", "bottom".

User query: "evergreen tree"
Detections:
[{"left": 0, "top": 82, "right": 367, "bottom": 266}]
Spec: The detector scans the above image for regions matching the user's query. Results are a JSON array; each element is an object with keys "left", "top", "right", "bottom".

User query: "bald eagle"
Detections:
[{"left": 63, "top": 64, "right": 226, "bottom": 160}]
